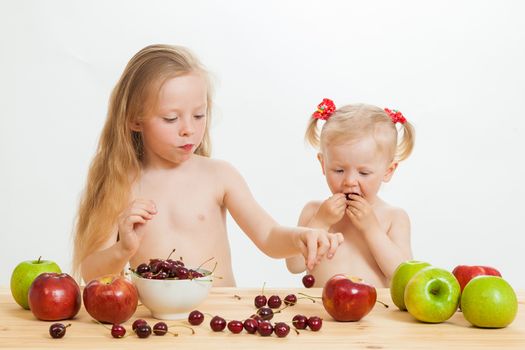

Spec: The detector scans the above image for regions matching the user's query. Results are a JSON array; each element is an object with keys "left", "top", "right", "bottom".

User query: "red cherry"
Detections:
[
  {"left": 292, "top": 314, "right": 308, "bottom": 329},
  {"left": 257, "top": 321, "right": 273, "bottom": 336},
  {"left": 210, "top": 316, "right": 226, "bottom": 332},
  {"left": 132, "top": 319, "right": 147, "bottom": 331},
  {"left": 153, "top": 322, "right": 168, "bottom": 336},
  {"left": 254, "top": 295, "right": 267, "bottom": 308},
  {"left": 227, "top": 320, "right": 244, "bottom": 334},
  {"left": 188, "top": 310, "right": 204, "bottom": 325},
  {"left": 111, "top": 324, "right": 126, "bottom": 338},
  {"left": 49, "top": 323, "right": 69, "bottom": 339},
  {"left": 243, "top": 318, "right": 258, "bottom": 334},
  {"left": 284, "top": 294, "right": 297, "bottom": 306},
  {"left": 135, "top": 324, "right": 152, "bottom": 338},
  {"left": 302, "top": 274, "right": 315, "bottom": 288},
  {"left": 256, "top": 307, "right": 274, "bottom": 320},
  {"left": 274, "top": 322, "right": 290, "bottom": 337},
  {"left": 267, "top": 295, "right": 282, "bottom": 309},
  {"left": 307, "top": 316, "right": 322, "bottom": 331}
]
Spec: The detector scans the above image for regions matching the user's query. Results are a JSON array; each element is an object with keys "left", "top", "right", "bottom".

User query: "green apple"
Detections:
[
  {"left": 10, "top": 257, "right": 62, "bottom": 309},
  {"left": 461, "top": 276, "right": 518, "bottom": 328},
  {"left": 404, "top": 266, "right": 460, "bottom": 323},
  {"left": 390, "top": 260, "right": 431, "bottom": 310}
]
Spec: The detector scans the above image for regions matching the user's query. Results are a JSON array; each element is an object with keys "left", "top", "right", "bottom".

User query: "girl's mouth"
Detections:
[{"left": 180, "top": 144, "right": 194, "bottom": 152}]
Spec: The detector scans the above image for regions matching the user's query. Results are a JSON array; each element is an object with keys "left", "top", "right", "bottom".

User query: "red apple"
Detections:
[
  {"left": 28, "top": 273, "right": 81, "bottom": 321},
  {"left": 322, "top": 274, "right": 377, "bottom": 321},
  {"left": 83, "top": 274, "right": 138, "bottom": 324},
  {"left": 452, "top": 265, "right": 502, "bottom": 292}
]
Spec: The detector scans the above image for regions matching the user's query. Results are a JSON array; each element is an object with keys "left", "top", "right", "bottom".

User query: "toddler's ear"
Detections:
[
  {"left": 317, "top": 153, "right": 326, "bottom": 175},
  {"left": 383, "top": 162, "right": 398, "bottom": 182}
]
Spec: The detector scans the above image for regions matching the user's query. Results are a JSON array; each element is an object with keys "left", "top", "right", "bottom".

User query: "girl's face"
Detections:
[
  {"left": 318, "top": 136, "right": 397, "bottom": 204},
  {"left": 136, "top": 72, "right": 208, "bottom": 168}
]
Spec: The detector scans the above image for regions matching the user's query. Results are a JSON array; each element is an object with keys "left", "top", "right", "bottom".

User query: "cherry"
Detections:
[
  {"left": 307, "top": 316, "right": 322, "bottom": 331},
  {"left": 136, "top": 263, "right": 150, "bottom": 275},
  {"left": 257, "top": 321, "right": 273, "bottom": 336},
  {"left": 132, "top": 319, "right": 147, "bottom": 331},
  {"left": 254, "top": 295, "right": 267, "bottom": 308},
  {"left": 302, "top": 274, "right": 315, "bottom": 288},
  {"left": 227, "top": 320, "right": 244, "bottom": 334},
  {"left": 267, "top": 295, "right": 282, "bottom": 309},
  {"left": 153, "top": 271, "right": 168, "bottom": 279},
  {"left": 243, "top": 318, "right": 258, "bottom": 334},
  {"left": 292, "top": 314, "right": 308, "bottom": 329},
  {"left": 153, "top": 322, "right": 168, "bottom": 336},
  {"left": 210, "top": 316, "right": 226, "bottom": 332},
  {"left": 49, "top": 323, "right": 70, "bottom": 339},
  {"left": 274, "top": 322, "right": 291, "bottom": 337},
  {"left": 188, "top": 310, "right": 204, "bottom": 325},
  {"left": 141, "top": 272, "right": 154, "bottom": 279},
  {"left": 175, "top": 267, "right": 189, "bottom": 279},
  {"left": 111, "top": 324, "right": 126, "bottom": 338},
  {"left": 135, "top": 324, "right": 152, "bottom": 338},
  {"left": 256, "top": 307, "right": 274, "bottom": 321},
  {"left": 284, "top": 294, "right": 297, "bottom": 306}
]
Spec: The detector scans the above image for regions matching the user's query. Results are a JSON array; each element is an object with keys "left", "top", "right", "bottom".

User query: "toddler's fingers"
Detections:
[
  {"left": 316, "top": 234, "right": 330, "bottom": 260},
  {"left": 326, "top": 233, "right": 343, "bottom": 259}
]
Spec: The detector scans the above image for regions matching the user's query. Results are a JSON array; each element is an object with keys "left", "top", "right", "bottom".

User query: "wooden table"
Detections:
[{"left": 0, "top": 287, "right": 523, "bottom": 349}]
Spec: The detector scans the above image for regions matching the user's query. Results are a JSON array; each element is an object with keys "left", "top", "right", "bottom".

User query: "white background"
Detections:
[{"left": 1, "top": 0, "right": 524, "bottom": 289}]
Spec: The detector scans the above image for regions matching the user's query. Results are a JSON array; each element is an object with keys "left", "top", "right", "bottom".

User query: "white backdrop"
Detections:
[{"left": 1, "top": 0, "right": 524, "bottom": 289}]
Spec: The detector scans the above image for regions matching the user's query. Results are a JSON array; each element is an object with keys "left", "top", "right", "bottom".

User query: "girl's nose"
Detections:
[{"left": 179, "top": 118, "right": 195, "bottom": 136}]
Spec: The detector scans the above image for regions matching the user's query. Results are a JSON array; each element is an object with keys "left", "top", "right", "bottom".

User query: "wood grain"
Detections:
[{"left": 0, "top": 287, "right": 523, "bottom": 349}]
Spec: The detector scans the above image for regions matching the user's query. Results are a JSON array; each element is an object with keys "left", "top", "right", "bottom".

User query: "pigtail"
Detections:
[
  {"left": 395, "top": 120, "right": 415, "bottom": 162},
  {"left": 305, "top": 116, "right": 321, "bottom": 148}
]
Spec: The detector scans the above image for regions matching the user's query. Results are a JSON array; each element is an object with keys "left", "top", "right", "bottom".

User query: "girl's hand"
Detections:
[
  {"left": 345, "top": 194, "right": 380, "bottom": 235},
  {"left": 296, "top": 229, "right": 344, "bottom": 270},
  {"left": 313, "top": 193, "right": 347, "bottom": 228},
  {"left": 117, "top": 199, "right": 157, "bottom": 255}
]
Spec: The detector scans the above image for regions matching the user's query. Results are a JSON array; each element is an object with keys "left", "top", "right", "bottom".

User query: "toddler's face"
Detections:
[
  {"left": 139, "top": 72, "right": 208, "bottom": 167},
  {"left": 319, "top": 136, "right": 396, "bottom": 203}
]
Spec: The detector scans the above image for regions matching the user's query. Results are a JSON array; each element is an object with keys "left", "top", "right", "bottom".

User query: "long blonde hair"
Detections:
[
  {"left": 72, "top": 44, "right": 213, "bottom": 279},
  {"left": 305, "top": 103, "right": 414, "bottom": 163}
]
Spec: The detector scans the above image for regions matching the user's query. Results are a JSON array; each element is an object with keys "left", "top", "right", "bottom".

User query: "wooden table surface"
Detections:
[{"left": 0, "top": 287, "right": 524, "bottom": 349}]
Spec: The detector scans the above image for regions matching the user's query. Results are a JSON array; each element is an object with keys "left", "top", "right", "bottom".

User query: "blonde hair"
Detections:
[
  {"left": 72, "top": 44, "right": 213, "bottom": 279},
  {"left": 306, "top": 103, "right": 414, "bottom": 163}
]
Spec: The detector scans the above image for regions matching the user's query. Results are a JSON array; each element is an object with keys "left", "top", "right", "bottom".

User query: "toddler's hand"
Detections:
[
  {"left": 297, "top": 229, "right": 344, "bottom": 270},
  {"left": 118, "top": 199, "right": 157, "bottom": 255},
  {"left": 313, "top": 193, "right": 347, "bottom": 228},
  {"left": 345, "top": 194, "right": 380, "bottom": 235}
]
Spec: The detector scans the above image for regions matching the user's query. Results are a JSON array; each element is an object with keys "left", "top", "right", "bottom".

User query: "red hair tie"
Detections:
[
  {"left": 312, "top": 98, "right": 336, "bottom": 120},
  {"left": 384, "top": 108, "right": 407, "bottom": 124}
]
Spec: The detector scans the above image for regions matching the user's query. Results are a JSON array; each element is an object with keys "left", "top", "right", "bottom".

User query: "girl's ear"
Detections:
[
  {"left": 317, "top": 153, "right": 326, "bottom": 175},
  {"left": 383, "top": 162, "right": 398, "bottom": 182},
  {"left": 129, "top": 120, "right": 142, "bottom": 132}
]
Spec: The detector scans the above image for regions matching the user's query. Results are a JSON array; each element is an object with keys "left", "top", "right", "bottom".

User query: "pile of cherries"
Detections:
[{"left": 131, "top": 249, "right": 212, "bottom": 280}]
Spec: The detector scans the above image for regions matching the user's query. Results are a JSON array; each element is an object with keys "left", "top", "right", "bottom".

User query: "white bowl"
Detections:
[{"left": 131, "top": 269, "right": 212, "bottom": 320}]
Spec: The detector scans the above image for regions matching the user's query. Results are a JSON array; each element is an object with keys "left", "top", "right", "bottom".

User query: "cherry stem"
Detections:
[
  {"left": 376, "top": 300, "right": 389, "bottom": 308},
  {"left": 166, "top": 248, "right": 176, "bottom": 261},
  {"left": 261, "top": 281, "right": 266, "bottom": 296},
  {"left": 92, "top": 319, "right": 112, "bottom": 330},
  {"left": 293, "top": 328, "right": 300, "bottom": 335},
  {"left": 196, "top": 256, "right": 215, "bottom": 271},
  {"left": 297, "top": 296, "right": 316, "bottom": 303},
  {"left": 233, "top": 294, "right": 242, "bottom": 300},
  {"left": 167, "top": 324, "right": 195, "bottom": 335},
  {"left": 167, "top": 331, "right": 179, "bottom": 337},
  {"left": 298, "top": 292, "right": 322, "bottom": 300}
]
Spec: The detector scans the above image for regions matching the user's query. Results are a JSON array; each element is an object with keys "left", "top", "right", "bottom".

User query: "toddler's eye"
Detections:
[
  {"left": 360, "top": 172, "right": 371, "bottom": 176},
  {"left": 334, "top": 169, "right": 344, "bottom": 173},
  {"left": 194, "top": 114, "right": 206, "bottom": 119}
]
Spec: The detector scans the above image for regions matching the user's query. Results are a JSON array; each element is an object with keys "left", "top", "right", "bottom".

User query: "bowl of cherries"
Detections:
[{"left": 130, "top": 251, "right": 214, "bottom": 320}]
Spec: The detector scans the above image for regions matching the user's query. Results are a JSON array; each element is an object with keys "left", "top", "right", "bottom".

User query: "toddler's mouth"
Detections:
[{"left": 345, "top": 192, "right": 361, "bottom": 200}]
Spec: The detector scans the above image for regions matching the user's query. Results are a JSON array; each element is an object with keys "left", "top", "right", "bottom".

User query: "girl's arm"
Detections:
[
  {"left": 286, "top": 201, "right": 322, "bottom": 273},
  {"left": 80, "top": 199, "right": 157, "bottom": 283},
  {"left": 219, "top": 161, "right": 343, "bottom": 270},
  {"left": 346, "top": 194, "right": 412, "bottom": 280}
]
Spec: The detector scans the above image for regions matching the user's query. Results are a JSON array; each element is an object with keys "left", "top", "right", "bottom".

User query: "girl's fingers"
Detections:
[
  {"left": 305, "top": 234, "right": 318, "bottom": 270},
  {"left": 132, "top": 199, "right": 157, "bottom": 214}
]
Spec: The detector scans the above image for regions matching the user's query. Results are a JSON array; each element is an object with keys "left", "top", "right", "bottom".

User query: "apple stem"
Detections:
[
  {"left": 37, "top": 256, "right": 42, "bottom": 264},
  {"left": 376, "top": 299, "right": 389, "bottom": 308},
  {"left": 298, "top": 292, "right": 322, "bottom": 300}
]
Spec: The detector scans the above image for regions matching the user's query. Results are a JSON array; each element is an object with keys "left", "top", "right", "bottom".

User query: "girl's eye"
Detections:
[{"left": 163, "top": 116, "right": 178, "bottom": 122}]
